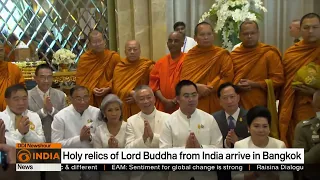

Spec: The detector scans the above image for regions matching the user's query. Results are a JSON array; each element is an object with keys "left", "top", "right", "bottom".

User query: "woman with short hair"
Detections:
[
  {"left": 94, "top": 94, "right": 129, "bottom": 180},
  {"left": 232, "top": 106, "right": 293, "bottom": 180}
]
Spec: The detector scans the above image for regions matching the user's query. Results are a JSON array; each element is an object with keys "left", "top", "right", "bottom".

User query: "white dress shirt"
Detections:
[
  {"left": 232, "top": 137, "right": 292, "bottom": 180},
  {"left": 51, "top": 105, "right": 100, "bottom": 148},
  {"left": 36, "top": 86, "right": 55, "bottom": 117},
  {"left": 3, "top": 106, "right": 45, "bottom": 146},
  {"left": 182, "top": 36, "right": 197, "bottom": 53},
  {"left": 160, "top": 108, "right": 223, "bottom": 148},
  {"left": 225, "top": 107, "right": 240, "bottom": 126},
  {"left": 125, "top": 108, "right": 170, "bottom": 148},
  {"left": 0, "top": 112, "right": 20, "bottom": 146},
  {"left": 93, "top": 121, "right": 127, "bottom": 148}
]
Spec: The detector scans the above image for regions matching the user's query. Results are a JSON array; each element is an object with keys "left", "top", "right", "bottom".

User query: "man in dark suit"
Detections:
[
  {"left": 213, "top": 82, "right": 250, "bottom": 180},
  {"left": 213, "top": 82, "right": 249, "bottom": 148}
]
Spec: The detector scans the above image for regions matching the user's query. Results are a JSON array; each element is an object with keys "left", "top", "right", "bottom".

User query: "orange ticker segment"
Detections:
[{"left": 16, "top": 143, "right": 62, "bottom": 149}]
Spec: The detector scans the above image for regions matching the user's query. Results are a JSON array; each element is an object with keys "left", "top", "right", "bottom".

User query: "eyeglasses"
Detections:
[{"left": 72, "top": 96, "right": 90, "bottom": 102}]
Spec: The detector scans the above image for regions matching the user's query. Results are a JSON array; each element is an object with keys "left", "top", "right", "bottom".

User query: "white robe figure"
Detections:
[
  {"left": 160, "top": 108, "right": 223, "bottom": 180},
  {"left": 94, "top": 121, "right": 129, "bottom": 180},
  {"left": 232, "top": 137, "right": 293, "bottom": 180},
  {"left": 125, "top": 108, "right": 170, "bottom": 180},
  {"left": 51, "top": 105, "right": 101, "bottom": 180},
  {"left": 3, "top": 106, "right": 45, "bottom": 145}
]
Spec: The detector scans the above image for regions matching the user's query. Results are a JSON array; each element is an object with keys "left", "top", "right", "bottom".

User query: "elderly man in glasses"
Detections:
[{"left": 51, "top": 85, "right": 101, "bottom": 180}]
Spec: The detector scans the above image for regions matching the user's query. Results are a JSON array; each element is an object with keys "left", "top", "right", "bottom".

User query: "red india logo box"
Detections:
[{"left": 16, "top": 143, "right": 61, "bottom": 163}]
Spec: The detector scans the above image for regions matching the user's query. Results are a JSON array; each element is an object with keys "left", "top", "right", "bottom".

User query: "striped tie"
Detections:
[{"left": 228, "top": 116, "right": 235, "bottom": 130}]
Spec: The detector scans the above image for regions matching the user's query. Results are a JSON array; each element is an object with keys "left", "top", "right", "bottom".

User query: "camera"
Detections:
[{"left": 0, "top": 151, "right": 8, "bottom": 170}]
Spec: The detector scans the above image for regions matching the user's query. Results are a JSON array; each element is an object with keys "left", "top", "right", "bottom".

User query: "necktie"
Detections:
[{"left": 228, "top": 116, "right": 235, "bottom": 130}]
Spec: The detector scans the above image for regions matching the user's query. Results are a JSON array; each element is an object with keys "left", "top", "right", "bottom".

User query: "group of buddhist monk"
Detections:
[
  {"left": 1, "top": 13, "right": 319, "bottom": 148},
  {"left": 75, "top": 12, "right": 320, "bottom": 148}
]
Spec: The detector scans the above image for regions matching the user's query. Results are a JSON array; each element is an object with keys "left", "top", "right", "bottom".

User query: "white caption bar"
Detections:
[
  {"left": 61, "top": 148, "right": 304, "bottom": 164},
  {"left": 16, "top": 163, "right": 61, "bottom": 171}
]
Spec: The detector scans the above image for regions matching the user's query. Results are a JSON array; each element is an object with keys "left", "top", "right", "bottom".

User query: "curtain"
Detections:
[{"left": 167, "top": 0, "right": 317, "bottom": 53}]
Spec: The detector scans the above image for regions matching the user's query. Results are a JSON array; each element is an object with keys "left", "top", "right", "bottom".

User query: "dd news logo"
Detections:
[{"left": 16, "top": 143, "right": 61, "bottom": 163}]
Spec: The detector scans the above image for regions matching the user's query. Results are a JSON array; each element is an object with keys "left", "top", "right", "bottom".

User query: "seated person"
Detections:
[{"left": 232, "top": 106, "right": 292, "bottom": 180}]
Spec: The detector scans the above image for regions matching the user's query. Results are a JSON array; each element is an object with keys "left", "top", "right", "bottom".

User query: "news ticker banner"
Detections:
[{"left": 16, "top": 143, "right": 304, "bottom": 172}]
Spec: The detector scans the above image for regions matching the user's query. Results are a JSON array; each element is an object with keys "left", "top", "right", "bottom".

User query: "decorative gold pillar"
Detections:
[
  {"left": 115, "top": 0, "right": 167, "bottom": 61},
  {"left": 107, "top": 0, "right": 117, "bottom": 51}
]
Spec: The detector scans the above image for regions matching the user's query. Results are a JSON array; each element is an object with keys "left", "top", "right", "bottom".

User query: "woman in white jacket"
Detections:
[
  {"left": 232, "top": 106, "right": 293, "bottom": 180},
  {"left": 93, "top": 94, "right": 129, "bottom": 180}
]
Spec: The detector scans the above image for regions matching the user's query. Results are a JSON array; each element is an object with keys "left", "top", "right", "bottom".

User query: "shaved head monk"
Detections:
[
  {"left": 149, "top": 31, "right": 185, "bottom": 113},
  {"left": 0, "top": 43, "right": 25, "bottom": 111},
  {"left": 279, "top": 13, "right": 320, "bottom": 147},
  {"left": 180, "top": 22, "right": 234, "bottom": 114},
  {"left": 231, "top": 20, "right": 284, "bottom": 138},
  {"left": 76, "top": 30, "right": 120, "bottom": 107},
  {"left": 112, "top": 40, "right": 154, "bottom": 120}
]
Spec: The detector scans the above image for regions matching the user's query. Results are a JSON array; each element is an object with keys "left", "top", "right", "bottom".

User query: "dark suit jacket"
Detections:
[
  {"left": 212, "top": 107, "right": 249, "bottom": 148},
  {"left": 213, "top": 107, "right": 250, "bottom": 180}
]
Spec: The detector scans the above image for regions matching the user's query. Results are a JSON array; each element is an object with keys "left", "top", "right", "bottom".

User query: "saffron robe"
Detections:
[
  {"left": 76, "top": 49, "right": 120, "bottom": 107},
  {"left": 180, "top": 45, "right": 234, "bottom": 114},
  {"left": 112, "top": 58, "right": 154, "bottom": 120},
  {"left": 149, "top": 53, "right": 185, "bottom": 113},
  {"left": 279, "top": 40, "right": 320, "bottom": 147}
]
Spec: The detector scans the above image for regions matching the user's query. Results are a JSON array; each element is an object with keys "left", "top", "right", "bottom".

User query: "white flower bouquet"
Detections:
[
  {"left": 52, "top": 48, "right": 76, "bottom": 65},
  {"left": 199, "top": 0, "right": 267, "bottom": 51}
]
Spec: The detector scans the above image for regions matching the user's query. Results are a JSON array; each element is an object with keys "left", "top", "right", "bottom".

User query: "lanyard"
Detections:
[{"left": 182, "top": 37, "right": 187, "bottom": 52}]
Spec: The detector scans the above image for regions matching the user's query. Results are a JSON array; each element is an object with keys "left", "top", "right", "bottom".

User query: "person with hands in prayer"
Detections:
[
  {"left": 93, "top": 94, "right": 128, "bottom": 180},
  {"left": 160, "top": 80, "right": 222, "bottom": 180},
  {"left": 51, "top": 85, "right": 100, "bottom": 180},
  {"left": 3, "top": 84, "right": 45, "bottom": 146},
  {"left": 125, "top": 85, "right": 169, "bottom": 180}
]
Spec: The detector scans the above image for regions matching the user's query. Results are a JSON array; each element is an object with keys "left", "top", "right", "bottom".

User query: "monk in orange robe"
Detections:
[
  {"left": 149, "top": 32, "right": 185, "bottom": 113},
  {"left": 231, "top": 20, "right": 284, "bottom": 110},
  {"left": 0, "top": 44, "right": 25, "bottom": 111},
  {"left": 279, "top": 13, "right": 320, "bottom": 147},
  {"left": 76, "top": 30, "right": 120, "bottom": 107},
  {"left": 112, "top": 40, "right": 154, "bottom": 120},
  {"left": 180, "top": 22, "right": 234, "bottom": 114}
]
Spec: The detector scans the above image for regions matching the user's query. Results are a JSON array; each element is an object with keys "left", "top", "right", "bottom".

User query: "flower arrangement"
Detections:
[
  {"left": 199, "top": 0, "right": 267, "bottom": 51},
  {"left": 52, "top": 48, "right": 76, "bottom": 65}
]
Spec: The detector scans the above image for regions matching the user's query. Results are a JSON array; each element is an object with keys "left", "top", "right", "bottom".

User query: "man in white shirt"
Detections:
[
  {"left": 51, "top": 85, "right": 100, "bottom": 180},
  {"left": 3, "top": 84, "right": 45, "bottom": 146},
  {"left": 3, "top": 84, "right": 45, "bottom": 180},
  {"left": 160, "top": 80, "right": 222, "bottom": 180},
  {"left": 174, "top": 21, "right": 197, "bottom": 53},
  {"left": 125, "top": 85, "right": 169, "bottom": 180},
  {"left": 28, "top": 64, "right": 67, "bottom": 143}
]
